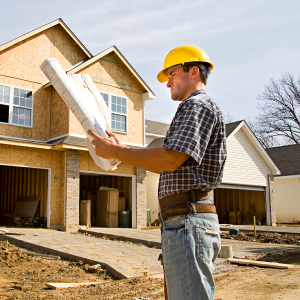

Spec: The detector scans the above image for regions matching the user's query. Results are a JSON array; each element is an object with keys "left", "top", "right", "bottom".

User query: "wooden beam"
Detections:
[
  {"left": 228, "top": 258, "right": 295, "bottom": 269},
  {"left": 46, "top": 282, "right": 104, "bottom": 290}
]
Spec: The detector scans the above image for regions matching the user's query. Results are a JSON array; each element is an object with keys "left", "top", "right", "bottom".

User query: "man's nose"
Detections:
[{"left": 166, "top": 79, "right": 171, "bottom": 88}]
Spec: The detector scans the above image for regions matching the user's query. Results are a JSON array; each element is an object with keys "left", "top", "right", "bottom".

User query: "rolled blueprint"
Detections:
[{"left": 41, "top": 58, "right": 120, "bottom": 171}]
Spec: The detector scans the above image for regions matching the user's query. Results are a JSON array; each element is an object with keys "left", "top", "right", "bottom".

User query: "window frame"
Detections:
[
  {"left": 100, "top": 91, "right": 128, "bottom": 134},
  {"left": 0, "top": 82, "right": 34, "bottom": 128}
]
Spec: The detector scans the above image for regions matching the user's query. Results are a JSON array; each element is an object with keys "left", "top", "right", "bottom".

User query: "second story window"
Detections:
[
  {"left": 100, "top": 92, "right": 127, "bottom": 133},
  {"left": 0, "top": 83, "right": 33, "bottom": 127}
]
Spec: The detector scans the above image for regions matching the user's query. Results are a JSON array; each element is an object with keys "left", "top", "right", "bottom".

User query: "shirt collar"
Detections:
[{"left": 178, "top": 89, "right": 207, "bottom": 108}]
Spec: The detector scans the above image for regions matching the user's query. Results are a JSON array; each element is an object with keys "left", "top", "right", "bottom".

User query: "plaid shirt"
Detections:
[{"left": 158, "top": 89, "right": 227, "bottom": 200}]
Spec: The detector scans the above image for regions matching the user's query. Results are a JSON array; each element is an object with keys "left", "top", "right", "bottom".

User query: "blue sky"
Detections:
[{"left": 1, "top": 0, "right": 299, "bottom": 124}]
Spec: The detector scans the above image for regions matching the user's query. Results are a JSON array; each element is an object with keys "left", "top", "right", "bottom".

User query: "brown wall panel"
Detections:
[
  {"left": 215, "top": 188, "right": 266, "bottom": 225},
  {"left": 0, "top": 165, "right": 48, "bottom": 217}
]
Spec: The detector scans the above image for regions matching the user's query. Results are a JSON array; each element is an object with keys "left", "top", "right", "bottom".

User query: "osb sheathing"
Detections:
[
  {"left": 50, "top": 88, "right": 70, "bottom": 138},
  {"left": 79, "top": 151, "right": 135, "bottom": 176},
  {"left": 69, "top": 52, "right": 145, "bottom": 145},
  {"left": 0, "top": 24, "right": 89, "bottom": 141},
  {"left": 0, "top": 144, "right": 65, "bottom": 225}
]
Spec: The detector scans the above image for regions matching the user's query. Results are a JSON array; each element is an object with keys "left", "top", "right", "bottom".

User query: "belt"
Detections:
[
  {"left": 159, "top": 203, "right": 217, "bottom": 222},
  {"left": 159, "top": 190, "right": 210, "bottom": 210}
]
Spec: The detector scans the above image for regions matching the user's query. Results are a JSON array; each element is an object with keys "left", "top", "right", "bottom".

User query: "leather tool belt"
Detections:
[
  {"left": 159, "top": 203, "right": 216, "bottom": 222},
  {"left": 158, "top": 190, "right": 216, "bottom": 223},
  {"left": 159, "top": 190, "right": 210, "bottom": 210}
]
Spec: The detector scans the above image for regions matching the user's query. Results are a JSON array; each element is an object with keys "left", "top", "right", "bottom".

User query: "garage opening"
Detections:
[
  {"left": 0, "top": 165, "right": 49, "bottom": 226},
  {"left": 80, "top": 174, "right": 133, "bottom": 228},
  {"left": 215, "top": 186, "right": 266, "bottom": 225}
]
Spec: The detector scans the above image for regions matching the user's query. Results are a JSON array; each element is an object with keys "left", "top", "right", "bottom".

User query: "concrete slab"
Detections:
[{"left": 0, "top": 228, "right": 163, "bottom": 279}]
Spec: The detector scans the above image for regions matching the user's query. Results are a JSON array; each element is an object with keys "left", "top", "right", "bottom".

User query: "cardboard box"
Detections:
[
  {"left": 79, "top": 200, "right": 91, "bottom": 227},
  {"left": 118, "top": 197, "right": 126, "bottom": 211},
  {"left": 96, "top": 212, "right": 118, "bottom": 227},
  {"left": 96, "top": 190, "right": 119, "bottom": 213}
]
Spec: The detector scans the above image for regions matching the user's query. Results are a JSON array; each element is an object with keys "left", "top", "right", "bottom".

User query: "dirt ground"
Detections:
[
  {"left": 0, "top": 240, "right": 300, "bottom": 300},
  {"left": 222, "top": 231, "right": 300, "bottom": 246}
]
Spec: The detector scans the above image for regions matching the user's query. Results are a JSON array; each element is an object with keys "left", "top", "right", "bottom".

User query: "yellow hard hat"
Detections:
[{"left": 157, "top": 45, "right": 214, "bottom": 83}]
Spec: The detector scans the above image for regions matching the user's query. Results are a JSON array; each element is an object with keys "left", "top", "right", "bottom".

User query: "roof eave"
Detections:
[{"left": 0, "top": 19, "right": 92, "bottom": 58}]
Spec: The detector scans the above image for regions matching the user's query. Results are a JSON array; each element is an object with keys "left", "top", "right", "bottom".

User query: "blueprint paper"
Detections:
[{"left": 41, "top": 58, "right": 120, "bottom": 171}]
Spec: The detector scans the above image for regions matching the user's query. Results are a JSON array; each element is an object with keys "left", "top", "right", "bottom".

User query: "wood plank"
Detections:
[
  {"left": 46, "top": 282, "right": 104, "bottom": 290},
  {"left": 227, "top": 258, "right": 295, "bottom": 269}
]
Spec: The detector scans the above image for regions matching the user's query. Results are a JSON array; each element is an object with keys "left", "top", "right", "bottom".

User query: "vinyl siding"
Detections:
[
  {"left": 146, "top": 172, "right": 160, "bottom": 222},
  {"left": 222, "top": 128, "right": 272, "bottom": 187},
  {"left": 274, "top": 177, "right": 300, "bottom": 223}
]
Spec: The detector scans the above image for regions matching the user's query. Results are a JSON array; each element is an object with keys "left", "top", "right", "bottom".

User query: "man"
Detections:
[{"left": 88, "top": 45, "right": 227, "bottom": 300}]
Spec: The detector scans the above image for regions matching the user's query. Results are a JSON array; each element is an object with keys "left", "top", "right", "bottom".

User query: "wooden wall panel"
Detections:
[
  {"left": 215, "top": 188, "right": 266, "bottom": 225},
  {"left": 0, "top": 165, "right": 48, "bottom": 217}
]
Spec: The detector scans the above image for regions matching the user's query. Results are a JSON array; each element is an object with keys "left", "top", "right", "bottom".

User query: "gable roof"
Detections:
[
  {"left": 43, "top": 45, "right": 155, "bottom": 96},
  {"left": 145, "top": 120, "right": 170, "bottom": 136},
  {"left": 0, "top": 19, "right": 92, "bottom": 58},
  {"left": 225, "top": 120, "right": 243, "bottom": 137},
  {"left": 266, "top": 144, "right": 300, "bottom": 176}
]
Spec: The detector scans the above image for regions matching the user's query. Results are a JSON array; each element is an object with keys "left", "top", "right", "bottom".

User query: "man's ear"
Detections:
[{"left": 190, "top": 66, "right": 200, "bottom": 79}]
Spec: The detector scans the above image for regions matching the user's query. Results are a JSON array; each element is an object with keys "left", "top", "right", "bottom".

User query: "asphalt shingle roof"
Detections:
[
  {"left": 145, "top": 120, "right": 170, "bottom": 136},
  {"left": 266, "top": 144, "right": 300, "bottom": 176}
]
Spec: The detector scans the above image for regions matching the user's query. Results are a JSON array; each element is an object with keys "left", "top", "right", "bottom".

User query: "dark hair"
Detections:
[{"left": 182, "top": 62, "right": 210, "bottom": 85}]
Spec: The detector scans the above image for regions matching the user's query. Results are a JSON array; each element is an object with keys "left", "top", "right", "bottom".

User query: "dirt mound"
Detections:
[
  {"left": 0, "top": 240, "right": 164, "bottom": 299},
  {"left": 222, "top": 232, "right": 300, "bottom": 245}
]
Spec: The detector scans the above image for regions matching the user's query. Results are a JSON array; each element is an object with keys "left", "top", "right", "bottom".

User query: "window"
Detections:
[
  {"left": 0, "top": 83, "right": 33, "bottom": 127},
  {"left": 100, "top": 92, "right": 127, "bottom": 133}
]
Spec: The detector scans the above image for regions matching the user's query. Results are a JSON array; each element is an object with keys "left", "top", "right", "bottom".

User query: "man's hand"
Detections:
[
  {"left": 88, "top": 130, "right": 128, "bottom": 159},
  {"left": 87, "top": 130, "right": 190, "bottom": 173}
]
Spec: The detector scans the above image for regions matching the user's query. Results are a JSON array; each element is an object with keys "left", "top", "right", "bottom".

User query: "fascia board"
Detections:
[
  {"left": 0, "top": 19, "right": 92, "bottom": 58},
  {"left": 240, "top": 123, "right": 281, "bottom": 175},
  {"left": 226, "top": 121, "right": 244, "bottom": 141},
  {"left": 68, "top": 47, "right": 114, "bottom": 74},
  {"left": 68, "top": 46, "right": 155, "bottom": 95},
  {"left": 52, "top": 144, "right": 88, "bottom": 151},
  {"left": 274, "top": 175, "right": 300, "bottom": 180},
  {"left": 145, "top": 133, "right": 165, "bottom": 138},
  {"left": 0, "top": 139, "right": 52, "bottom": 150}
]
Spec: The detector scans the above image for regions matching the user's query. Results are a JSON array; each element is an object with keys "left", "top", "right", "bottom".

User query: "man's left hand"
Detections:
[{"left": 88, "top": 130, "right": 128, "bottom": 159}]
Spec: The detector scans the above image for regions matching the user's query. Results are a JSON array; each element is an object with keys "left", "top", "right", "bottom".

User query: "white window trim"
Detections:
[
  {"left": 100, "top": 91, "right": 128, "bottom": 134},
  {"left": 0, "top": 82, "right": 34, "bottom": 128}
]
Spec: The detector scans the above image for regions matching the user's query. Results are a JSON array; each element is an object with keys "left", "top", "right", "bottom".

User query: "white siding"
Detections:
[
  {"left": 146, "top": 171, "right": 160, "bottom": 222},
  {"left": 222, "top": 128, "right": 272, "bottom": 187},
  {"left": 275, "top": 177, "right": 300, "bottom": 223}
]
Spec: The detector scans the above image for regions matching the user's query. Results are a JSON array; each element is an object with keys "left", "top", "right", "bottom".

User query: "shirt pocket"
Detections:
[{"left": 195, "top": 224, "right": 220, "bottom": 265}]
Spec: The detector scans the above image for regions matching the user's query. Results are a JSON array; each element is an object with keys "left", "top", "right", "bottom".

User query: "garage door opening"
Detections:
[
  {"left": 215, "top": 187, "right": 266, "bottom": 225},
  {"left": 0, "top": 165, "right": 49, "bottom": 227},
  {"left": 80, "top": 174, "right": 133, "bottom": 228}
]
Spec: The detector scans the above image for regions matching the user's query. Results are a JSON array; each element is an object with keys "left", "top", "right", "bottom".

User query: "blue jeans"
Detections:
[{"left": 161, "top": 210, "right": 221, "bottom": 300}]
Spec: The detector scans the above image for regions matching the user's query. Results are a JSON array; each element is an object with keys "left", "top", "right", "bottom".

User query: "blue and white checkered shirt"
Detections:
[{"left": 158, "top": 89, "right": 227, "bottom": 200}]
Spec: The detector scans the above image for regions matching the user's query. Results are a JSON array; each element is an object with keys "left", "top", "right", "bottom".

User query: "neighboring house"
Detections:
[
  {"left": 266, "top": 144, "right": 300, "bottom": 224},
  {"left": 146, "top": 120, "right": 280, "bottom": 226},
  {"left": 0, "top": 19, "right": 155, "bottom": 231}
]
